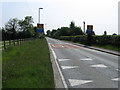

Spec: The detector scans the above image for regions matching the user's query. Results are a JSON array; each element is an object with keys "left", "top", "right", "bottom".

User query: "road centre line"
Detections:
[{"left": 48, "top": 43, "right": 68, "bottom": 88}]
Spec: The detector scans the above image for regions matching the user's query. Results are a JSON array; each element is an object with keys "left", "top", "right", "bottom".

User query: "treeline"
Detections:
[
  {"left": 1, "top": 16, "right": 35, "bottom": 41},
  {"left": 46, "top": 21, "right": 85, "bottom": 38}
]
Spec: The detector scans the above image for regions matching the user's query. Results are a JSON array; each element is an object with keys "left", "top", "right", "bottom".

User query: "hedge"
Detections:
[{"left": 59, "top": 35, "right": 120, "bottom": 47}]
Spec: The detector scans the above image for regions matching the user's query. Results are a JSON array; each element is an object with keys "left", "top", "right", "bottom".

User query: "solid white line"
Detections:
[{"left": 48, "top": 43, "right": 68, "bottom": 88}]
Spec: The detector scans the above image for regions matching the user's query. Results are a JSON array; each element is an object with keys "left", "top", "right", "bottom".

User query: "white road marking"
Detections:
[
  {"left": 48, "top": 43, "right": 68, "bottom": 88},
  {"left": 111, "top": 78, "right": 120, "bottom": 81},
  {"left": 80, "top": 58, "right": 93, "bottom": 61},
  {"left": 68, "top": 79, "right": 93, "bottom": 87},
  {"left": 116, "top": 69, "right": 120, "bottom": 72},
  {"left": 61, "top": 66, "right": 79, "bottom": 69},
  {"left": 90, "top": 64, "right": 107, "bottom": 68},
  {"left": 61, "top": 45, "right": 64, "bottom": 47},
  {"left": 52, "top": 44, "right": 56, "bottom": 47},
  {"left": 58, "top": 59, "right": 71, "bottom": 62}
]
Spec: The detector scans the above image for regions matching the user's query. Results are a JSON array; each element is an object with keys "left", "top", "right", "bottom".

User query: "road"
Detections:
[{"left": 46, "top": 37, "right": 119, "bottom": 88}]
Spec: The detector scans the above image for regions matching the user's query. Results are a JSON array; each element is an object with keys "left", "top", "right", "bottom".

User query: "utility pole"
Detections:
[
  {"left": 38, "top": 8, "right": 43, "bottom": 24},
  {"left": 83, "top": 21, "right": 85, "bottom": 33}
]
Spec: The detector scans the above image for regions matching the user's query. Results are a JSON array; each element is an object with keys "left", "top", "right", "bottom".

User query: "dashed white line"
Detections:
[
  {"left": 111, "top": 78, "right": 120, "bottom": 81},
  {"left": 116, "top": 69, "right": 120, "bottom": 72},
  {"left": 80, "top": 58, "right": 93, "bottom": 61},
  {"left": 58, "top": 59, "right": 71, "bottom": 62},
  {"left": 90, "top": 64, "right": 107, "bottom": 68},
  {"left": 61, "top": 66, "right": 79, "bottom": 70}
]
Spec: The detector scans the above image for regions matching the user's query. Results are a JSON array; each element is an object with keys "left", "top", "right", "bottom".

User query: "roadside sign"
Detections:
[
  {"left": 87, "top": 25, "right": 93, "bottom": 30},
  {"left": 37, "top": 24, "right": 44, "bottom": 29},
  {"left": 36, "top": 23, "right": 44, "bottom": 38},
  {"left": 36, "top": 29, "right": 44, "bottom": 33},
  {"left": 86, "top": 25, "right": 93, "bottom": 34}
]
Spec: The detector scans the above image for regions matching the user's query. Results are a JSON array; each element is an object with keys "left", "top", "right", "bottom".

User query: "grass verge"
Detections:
[
  {"left": 2, "top": 38, "right": 55, "bottom": 88},
  {"left": 92, "top": 45, "right": 120, "bottom": 52}
]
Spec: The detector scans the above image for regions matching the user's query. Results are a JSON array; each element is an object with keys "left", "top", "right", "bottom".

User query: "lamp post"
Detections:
[{"left": 38, "top": 8, "right": 43, "bottom": 24}]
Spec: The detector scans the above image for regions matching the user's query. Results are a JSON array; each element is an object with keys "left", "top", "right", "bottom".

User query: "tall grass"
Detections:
[{"left": 2, "top": 38, "right": 55, "bottom": 88}]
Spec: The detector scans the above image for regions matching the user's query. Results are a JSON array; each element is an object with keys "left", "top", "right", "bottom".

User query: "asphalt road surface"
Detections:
[{"left": 46, "top": 37, "right": 119, "bottom": 88}]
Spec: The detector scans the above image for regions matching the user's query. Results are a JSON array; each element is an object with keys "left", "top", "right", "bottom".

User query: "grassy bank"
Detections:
[{"left": 2, "top": 38, "right": 55, "bottom": 88}]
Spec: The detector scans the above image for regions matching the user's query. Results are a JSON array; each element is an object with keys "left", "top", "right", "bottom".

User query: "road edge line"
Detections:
[{"left": 48, "top": 43, "right": 68, "bottom": 89}]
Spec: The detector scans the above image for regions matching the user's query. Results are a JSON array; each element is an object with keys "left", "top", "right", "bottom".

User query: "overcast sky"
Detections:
[{"left": 0, "top": 0, "right": 119, "bottom": 35}]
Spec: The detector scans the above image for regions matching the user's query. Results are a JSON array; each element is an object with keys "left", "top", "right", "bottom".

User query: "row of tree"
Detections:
[
  {"left": 1, "top": 16, "right": 35, "bottom": 40},
  {"left": 46, "top": 21, "right": 85, "bottom": 38}
]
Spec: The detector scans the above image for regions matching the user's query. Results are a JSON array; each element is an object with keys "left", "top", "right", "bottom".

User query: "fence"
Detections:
[{"left": 0, "top": 39, "right": 25, "bottom": 50}]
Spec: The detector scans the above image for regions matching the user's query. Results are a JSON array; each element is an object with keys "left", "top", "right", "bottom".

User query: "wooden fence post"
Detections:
[
  {"left": 17, "top": 39, "right": 19, "bottom": 45},
  {"left": 9, "top": 40, "right": 11, "bottom": 46},
  {"left": 3, "top": 40, "right": 6, "bottom": 50},
  {"left": 13, "top": 40, "right": 15, "bottom": 46}
]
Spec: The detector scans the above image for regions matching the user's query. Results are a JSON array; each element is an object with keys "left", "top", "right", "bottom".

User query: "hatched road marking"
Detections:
[{"left": 51, "top": 44, "right": 81, "bottom": 49}]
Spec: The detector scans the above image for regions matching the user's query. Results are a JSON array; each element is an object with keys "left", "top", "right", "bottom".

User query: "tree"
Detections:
[
  {"left": 74, "top": 26, "right": 84, "bottom": 35},
  {"left": 46, "top": 30, "right": 51, "bottom": 37},
  {"left": 51, "top": 29, "right": 57, "bottom": 38},
  {"left": 59, "top": 27, "right": 70, "bottom": 36},
  {"left": 69, "top": 21, "right": 75, "bottom": 35},
  {"left": 5, "top": 18, "right": 19, "bottom": 39},
  {"left": 19, "top": 16, "right": 34, "bottom": 37},
  {"left": 104, "top": 31, "right": 107, "bottom": 35}
]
